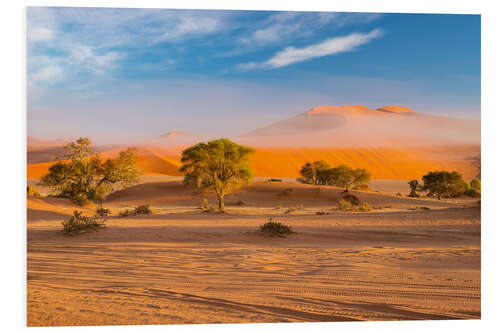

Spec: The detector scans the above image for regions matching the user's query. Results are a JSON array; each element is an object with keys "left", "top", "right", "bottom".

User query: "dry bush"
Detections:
[
  {"left": 316, "top": 210, "right": 328, "bottom": 215},
  {"left": 119, "top": 204, "right": 153, "bottom": 217},
  {"left": 96, "top": 207, "right": 110, "bottom": 217},
  {"left": 27, "top": 185, "right": 41, "bottom": 197},
  {"left": 62, "top": 210, "right": 106, "bottom": 235},
  {"left": 260, "top": 218, "right": 294, "bottom": 236},
  {"left": 341, "top": 194, "right": 360, "bottom": 206}
]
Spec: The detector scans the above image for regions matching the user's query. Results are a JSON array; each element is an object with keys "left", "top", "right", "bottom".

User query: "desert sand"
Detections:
[{"left": 27, "top": 179, "right": 480, "bottom": 326}]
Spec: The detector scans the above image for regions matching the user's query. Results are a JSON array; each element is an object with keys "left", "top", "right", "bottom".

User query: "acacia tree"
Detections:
[
  {"left": 297, "top": 160, "right": 331, "bottom": 185},
  {"left": 421, "top": 171, "right": 465, "bottom": 199},
  {"left": 39, "top": 138, "right": 141, "bottom": 204},
  {"left": 179, "top": 138, "right": 255, "bottom": 210},
  {"left": 330, "top": 164, "right": 371, "bottom": 192}
]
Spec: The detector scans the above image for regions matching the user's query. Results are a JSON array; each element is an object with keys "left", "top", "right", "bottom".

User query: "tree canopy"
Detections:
[
  {"left": 179, "top": 138, "right": 255, "bottom": 210},
  {"left": 39, "top": 138, "right": 140, "bottom": 204},
  {"left": 421, "top": 171, "right": 466, "bottom": 199},
  {"left": 297, "top": 161, "right": 371, "bottom": 191}
]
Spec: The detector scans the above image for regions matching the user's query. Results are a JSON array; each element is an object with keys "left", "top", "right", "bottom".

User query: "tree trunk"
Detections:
[{"left": 218, "top": 194, "right": 225, "bottom": 210}]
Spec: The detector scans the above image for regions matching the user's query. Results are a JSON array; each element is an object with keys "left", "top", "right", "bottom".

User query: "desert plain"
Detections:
[{"left": 27, "top": 176, "right": 480, "bottom": 326}]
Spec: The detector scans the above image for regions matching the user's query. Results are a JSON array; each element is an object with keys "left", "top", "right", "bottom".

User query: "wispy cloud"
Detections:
[
  {"left": 238, "top": 29, "right": 383, "bottom": 70},
  {"left": 239, "top": 12, "right": 382, "bottom": 46}
]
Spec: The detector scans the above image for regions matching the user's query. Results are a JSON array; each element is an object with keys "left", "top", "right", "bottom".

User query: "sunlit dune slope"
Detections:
[{"left": 27, "top": 144, "right": 480, "bottom": 180}]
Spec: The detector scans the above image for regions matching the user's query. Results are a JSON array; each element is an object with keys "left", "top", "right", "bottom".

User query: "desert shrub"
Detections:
[
  {"left": 27, "top": 185, "right": 41, "bottom": 197},
  {"left": 408, "top": 190, "right": 420, "bottom": 198},
  {"left": 62, "top": 210, "right": 106, "bottom": 235},
  {"left": 358, "top": 202, "right": 372, "bottom": 212},
  {"left": 470, "top": 178, "right": 481, "bottom": 192},
  {"left": 200, "top": 199, "right": 218, "bottom": 212},
  {"left": 338, "top": 198, "right": 353, "bottom": 211},
  {"left": 118, "top": 205, "right": 153, "bottom": 217},
  {"left": 408, "top": 206, "right": 431, "bottom": 211},
  {"left": 96, "top": 207, "right": 110, "bottom": 217},
  {"left": 119, "top": 208, "right": 134, "bottom": 217},
  {"left": 464, "top": 188, "right": 480, "bottom": 198},
  {"left": 268, "top": 178, "right": 282, "bottom": 182},
  {"left": 316, "top": 210, "right": 328, "bottom": 215},
  {"left": 396, "top": 192, "right": 402, "bottom": 197},
  {"left": 236, "top": 200, "right": 245, "bottom": 206},
  {"left": 353, "top": 184, "right": 370, "bottom": 191},
  {"left": 341, "top": 194, "right": 360, "bottom": 206},
  {"left": 260, "top": 218, "right": 293, "bottom": 236},
  {"left": 134, "top": 205, "right": 153, "bottom": 215}
]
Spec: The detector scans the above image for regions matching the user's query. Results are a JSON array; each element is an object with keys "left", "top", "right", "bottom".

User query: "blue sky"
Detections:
[{"left": 27, "top": 7, "right": 480, "bottom": 143}]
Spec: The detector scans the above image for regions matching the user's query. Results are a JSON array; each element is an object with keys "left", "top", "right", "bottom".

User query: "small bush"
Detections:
[
  {"left": 119, "top": 205, "right": 153, "bottom": 217},
  {"left": 236, "top": 200, "right": 245, "bottom": 206},
  {"left": 353, "top": 184, "right": 369, "bottom": 191},
  {"left": 96, "top": 207, "right": 110, "bottom": 217},
  {"left": 396, "top": 192, "right": 402, "bottom": 197},
  {"left": 62, "top": 210, "right": 106, "bottom": 235},
  {"left": 119, "top": 209, "right": 134, "bottom": 217},
  {"left": 260, "top": 218, "right": 294, "bottom": 236},
  {"left": 27, "top": 185, "right": 41, "bottom": 197},
  {"left": 408, "top": 206, "right": 431, "bottom": 211},
  {"left": 464, "top": 188, "right": 480, "bottom": 198},
  {"left": 267, "top": 178, "right": 282, "bottom": 182},
  {"left": 316, "top": 210, "right": 328, "bottom": 215},
  {"left": 134, "top": 204, "right": 153, "bottom": 215},
  {"left": 408, "top": 190, "right": 420, "bottom": 198},
  {"left": 341, "top": 194, "right": 360, "bottom": 206},
  {"left": 338, "top": 198, "right": 353, "bottom": 211},
  {"left": 358, "top": 202, "right": 372, "bottom": 212},
  {"left": 200, "top": 198, "right": 218, "bottom": 212}
]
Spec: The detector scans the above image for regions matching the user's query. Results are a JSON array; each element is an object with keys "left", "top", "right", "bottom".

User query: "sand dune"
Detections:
[{"left": 27, "top": 179, "right": 480, "bottom": 326}]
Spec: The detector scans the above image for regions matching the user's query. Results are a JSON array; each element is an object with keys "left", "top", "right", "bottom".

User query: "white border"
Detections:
[{"left": 2, "top": 0, "right": 499, "bottom": 332}]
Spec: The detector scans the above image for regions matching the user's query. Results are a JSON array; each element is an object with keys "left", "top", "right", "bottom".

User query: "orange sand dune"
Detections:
[{"left": 27, "top": 145, "right": 480, "bottom": 180}]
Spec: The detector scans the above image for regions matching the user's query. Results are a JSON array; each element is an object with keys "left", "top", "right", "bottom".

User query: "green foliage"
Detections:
[
  {"left": 470, "top": 178, "right": 481, "bottom": 192},
  {"left": 27, "top": 185, "right": 41, "bottom": 197},
  {"left": 421, "top": 171, "right": 468, "bottom": 199},
  {"left": 118, "top": 205, "right": 153, "bottom": 217},
  {"left": 62, "top": 210, "right": 106, "bottom": 235},
  {"left": 297, "top": 162, "right": 371, "bottom": 191},
  {"left": 39, "top": 138, "right": 141, "bottom": 205},
  {"left": 96, "top": 207, "right": 110, "bottom": 217},
  {"left": 260, "top": 218, "right": 294, "bottom": 236},
  {"left": 337, "top": 197, "right": 372, "bottom": 212},
  {"left": 297, "top": 160, "right": 331, "bottom": 185},
  {"left": 180, "top": 138, "right": 255, "bottom": 210}
]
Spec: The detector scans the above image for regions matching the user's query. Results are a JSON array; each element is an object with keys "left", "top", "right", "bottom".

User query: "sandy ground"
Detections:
[{"left": 27, "top": 180, "right": 480, "bottom": 326}]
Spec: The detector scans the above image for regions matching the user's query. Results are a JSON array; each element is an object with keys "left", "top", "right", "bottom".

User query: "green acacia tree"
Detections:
[
  {"left": 179, "top": 138, "right": 255, "bottom": 210},
  {"left": 39, "top": 138, "right": 141, "bottom": 205},
  {"left": 421, "top": 171, "right": 465, "bottom": 199},
  {"left": 330, "top": 164, "right": 371, "bottom": 192},
  {"left": 297, "top": 160, "right": 331, "bottom": 185}
]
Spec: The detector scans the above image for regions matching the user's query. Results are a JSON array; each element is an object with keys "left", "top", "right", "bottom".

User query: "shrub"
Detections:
[
  {"left": 284, "top": 205, "right": 303, "bottom": 214},
  {"left": 134, "top": 204, "right": 153, "bottom": 215},
  {"left": 358, "top": 202, "right": 372, "bottom": 212},
  {"left": 236, "top": 200, "right": 245, "bottom": 206},
  {"left": 338, "top": 198, "right": 353, "bottom": 211},
  {"left": 268, "top": 178, "right": 282, "bottom": 182},
  {"left": 316, "top": 210, "right": 328, "bottom": 215},
  {"left": 119, "top": 208, "right": 134, "bottom": 217},
  {"left": 260, "top": 218, "right": 294, "bottom": 236},
  {"left": 62, "top": 210, "right": 106, "bottom": 235},
  {"left": 464, "top": 188, "right": 480, "bottom": 198},
  {"left": 200, "top": 199, "right": 218, "bottom": 212},
  {"left": 119, "top": 205, "right": 153, "bottom": 217},
  {"left": 96, "top": 207, "right": 110, "bottom": 217},
  {"left": 408, "top": 190, "right": 420, "bottom": 198},
  {"left": 27, "top": 185, "right": 41, "bottom": 197},
  {"left": 396, "top": 192, "right": 402, "bottom": 197},
  {"left": 353, "top": 184, "right": 370, "bottom": 191},
  {"left": 341, "top": 194, "right": 360, "bottom": 206}
]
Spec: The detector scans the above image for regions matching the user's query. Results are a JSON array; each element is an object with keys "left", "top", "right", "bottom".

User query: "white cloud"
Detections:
[
  {"left": 240, "top": 12, "right": 382, "bottom": 46},
  {"left": 154, "top": 16, "right": 219, "bottom": 43},
  {"left": 29, "top": 65, "right": 65, "bottom": 84},
  {"left": 238, "top": 29, "right": 383, "bottom": 70},
  {"left": 28, "top": 26, "right": 54, "bottom": 42}
]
